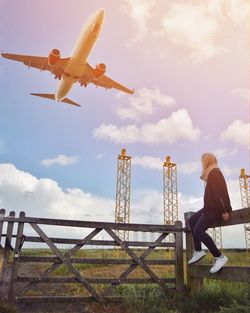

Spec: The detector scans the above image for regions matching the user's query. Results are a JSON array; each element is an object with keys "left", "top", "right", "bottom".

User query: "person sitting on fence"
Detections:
[{"left": 187, "top": 152, "right": 232, "bottom": 274}]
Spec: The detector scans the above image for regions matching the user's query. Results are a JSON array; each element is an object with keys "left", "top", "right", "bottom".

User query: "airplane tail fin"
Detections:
[{"left": 30, "top": 93, "right": 81, "bottom": 107}]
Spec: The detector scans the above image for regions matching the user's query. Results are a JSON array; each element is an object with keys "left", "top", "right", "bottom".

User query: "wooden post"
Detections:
[
  {"left": 0, "top": 208, "right": 6, "bottom": 249},
  {"left": 9, "top": 211, "right": 25, "bottom": 299},
  {"left": 174, "top": 221, "right": 184, "bottom": 291},
  {"left": 184, "top": 212, "right": 203, "bottom": 292},
  {"left": 0, "top": 211, "right": 15, "bottom": 300},
  {"left": 0, "top": 208, "right": 6, "bottom": 281}
]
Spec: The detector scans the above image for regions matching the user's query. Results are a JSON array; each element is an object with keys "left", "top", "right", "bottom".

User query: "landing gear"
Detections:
[
  {"left": 79, "top": 76, "right": 89, "bottom": 87},
  {"left": 54, "top": 74, "right": 62, "bottom": 80}
]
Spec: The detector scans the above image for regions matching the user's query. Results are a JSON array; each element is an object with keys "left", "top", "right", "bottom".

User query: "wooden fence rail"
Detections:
[
  {"left": 185, "top": 207, "right": 250, "bottom": 291},
  {"left": 0, "top": 208, "right": 184, "bottom": 304}
]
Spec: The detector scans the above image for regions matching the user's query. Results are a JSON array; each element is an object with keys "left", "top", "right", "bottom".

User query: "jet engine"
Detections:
[
  {"left": 48, "top": 49, "right": 61, "bottom": 66},
  {"left": 94, "top": 63, "right": 106, "bottom": 78}
]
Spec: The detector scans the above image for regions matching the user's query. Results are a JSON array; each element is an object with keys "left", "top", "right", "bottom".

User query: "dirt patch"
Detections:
[
  {"left": 86, "top": 303, "right": 126, "bottom": 313},
  {"left": 0, "top": 250, "right": 4, "bottom": 273},
  {"left": 16, "top": 302, "right": 86, "bottom": 313}
]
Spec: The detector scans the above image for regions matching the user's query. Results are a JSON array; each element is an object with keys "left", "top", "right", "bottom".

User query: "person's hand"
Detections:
[{"left": 222, "top": 212, "right": 231, "bottom": 222}]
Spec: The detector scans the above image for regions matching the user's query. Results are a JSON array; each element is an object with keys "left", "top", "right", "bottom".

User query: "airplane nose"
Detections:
[{"left": 98, "top": 8, "right": 105, "bottom": 20}]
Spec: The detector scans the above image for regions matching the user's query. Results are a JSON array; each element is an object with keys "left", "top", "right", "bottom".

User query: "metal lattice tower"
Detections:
[
  {"left": 239, "top": 168, "right": 250, "bottom": 254},
  {"left": 163, "top": 156, "right": 178, "bottom": 243},
  {"left": 205, "top": 176, "right": 223, "bottom": 250},
  {"left": 207, "top": 227, "right": 223, "bottom": 251},
  {"left": 115, "top": 148, "right": 131, "bottom": 242}
]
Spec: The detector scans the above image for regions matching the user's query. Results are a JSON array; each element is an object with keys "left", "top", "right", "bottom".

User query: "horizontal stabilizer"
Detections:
[{"left": 30, "top": 93, "right": 81, "bottom": 107}]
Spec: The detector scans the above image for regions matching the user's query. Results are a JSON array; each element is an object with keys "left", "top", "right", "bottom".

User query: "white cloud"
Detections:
[
  {"left": 152, "top": 0, "right": 249, "bottom": 63},
  {"left": 0, "top": 163, "right": 116, "bottom": 244},
  {"left": 0, "top": 163, "right": 114, "bottom": 222},
  {"left": 131, "top": 188, "right": 163, "bottom": 223},
  {"left": 178, "top": 192, "right": 203, "bottom": 214},
  {"left": 213, "top": 147, "right": 238, "bottom": 158},
  {"left": 93, "top": 109, "right": 200, "bottom": 144},
  {"left": 178, "top": 162, "right": 200, "bottom": 175},
  {"left": 133, "top": 156, "right": 200, "bottom": 175},
  {"left": 131, "top": 189, "right": 202, "bottom": 225},
  {"left": 227, "top": 179, "right": 242, "bottom": 209},
  {"left": 96, "top": 153, "right": 106, "bottom": 159},
  {"left": 122, "top": 0, "right": 249, "bottom": 63},
  {"left": 230, "top": 88, "right": 250, "bottom": 102},
  {"left": 126, "top": 153, "right": 239, "bottom": 179},
  {"left": 221, "top": 165, "right": 240, "bottom": 178},
  {"left": 155, "top": 2, "right": 227, "bottom": 64},
  {"left": 41, "top": 154, "right": 79, "bottom": 167},
  {"left": 121, "top": 0, "right": 155, "bottom": 42},
  {"left": 226, "top": 0, "right": 250, "bottom": 27},
  {"left": 117, "top": 87, "right": 175, "bottom": 121},
  {"left": 0, "top": 163, "right": 245, "bottom": 247},
  {"left": 221, "top": 120, "right": 250, "bottom": 148},
  {"left": 213, "top": 148, "right": 228, "bottom": 158},
  {"left": 133, "top": 156, "right": 162, "bottom": 170}
]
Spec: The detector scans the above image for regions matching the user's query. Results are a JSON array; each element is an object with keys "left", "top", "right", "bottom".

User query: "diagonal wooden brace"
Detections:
[
  {"left": 30, "top": 223, "right": 104, "bottom": 303},
  {"left": 20, "top": 227, "right": 102, "bottom": 296},
  {"left": 103, "top": 229, "right": 170, "bottom": 296}
]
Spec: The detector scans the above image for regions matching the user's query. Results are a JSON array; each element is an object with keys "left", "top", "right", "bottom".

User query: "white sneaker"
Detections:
[
  {"left": 188, "top": 250, "right": 206, "bottom": 265},
  {"left": 210, "top": 255, "right": 228, "bottom": 273}
]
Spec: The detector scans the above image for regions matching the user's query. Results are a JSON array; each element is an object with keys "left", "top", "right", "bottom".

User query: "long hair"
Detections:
[{"left": 200, "top": 153, "right": 218, "bottom": 181}]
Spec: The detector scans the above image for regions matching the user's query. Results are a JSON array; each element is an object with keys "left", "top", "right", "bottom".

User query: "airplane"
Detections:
[{"left": 1, "top": 8, "right": 134, "bottom": 107}]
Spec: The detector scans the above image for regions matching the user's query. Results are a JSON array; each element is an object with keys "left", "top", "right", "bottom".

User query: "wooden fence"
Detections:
[
  {"left": 0, "top": 208, "right": 184, "bottom": 304},
  {"left": 185, "top": 207, "right": 250, "bottom": 291},
  {"left": 1, "top": 207, "right": 250, "bottom": 305}
]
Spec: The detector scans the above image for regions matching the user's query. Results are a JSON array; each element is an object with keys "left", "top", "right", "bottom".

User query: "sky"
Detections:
[{"left": 0, "top": 0, "right": 249, "bottom": 248}]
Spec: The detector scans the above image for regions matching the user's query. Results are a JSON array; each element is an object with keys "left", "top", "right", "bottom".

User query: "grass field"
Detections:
[{"left": 0, "top": 248, "right": 249, "bottom": 312}]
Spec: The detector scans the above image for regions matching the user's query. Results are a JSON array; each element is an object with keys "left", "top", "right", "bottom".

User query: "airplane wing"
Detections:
[
  {"left": 1, "top": 53, "right": 69, "bottom": 74},
  {"left": 85, "top": 63, "right": 134, "bottom": 94}
]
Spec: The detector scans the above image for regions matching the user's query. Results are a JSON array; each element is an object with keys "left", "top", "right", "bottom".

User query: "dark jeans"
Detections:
[{"left": 188, "top": 208, "right": 222, "bottom": 257}]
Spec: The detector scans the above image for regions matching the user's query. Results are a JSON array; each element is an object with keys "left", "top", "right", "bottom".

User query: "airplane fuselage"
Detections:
[{"left": 55, "top": 9, "right": 105, "bottom": 101}]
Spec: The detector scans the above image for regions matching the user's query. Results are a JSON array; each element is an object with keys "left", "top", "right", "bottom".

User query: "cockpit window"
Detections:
[{"left": 92, "top": 23, "right": 100, "bottom": 33}]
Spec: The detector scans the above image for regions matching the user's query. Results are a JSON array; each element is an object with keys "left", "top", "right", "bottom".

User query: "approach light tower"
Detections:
[
  {"left": 115, "top": 148, "right": 131, "bottom": 242},
  {"left": 163, "top": 156, "right": 178, "bottom": 243},
  {"left": 207, "top": 227, "right": 223, "bottom": 251},
  {"left": 239, "top": 168, "right": 250, "bottom": 255}
]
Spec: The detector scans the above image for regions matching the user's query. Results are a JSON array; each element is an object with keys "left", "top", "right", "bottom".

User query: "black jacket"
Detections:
[{"left": 203, "top": 168, "right": 232, "bottom": 214}]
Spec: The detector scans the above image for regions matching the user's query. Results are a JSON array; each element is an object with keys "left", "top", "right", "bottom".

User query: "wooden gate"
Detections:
[{"left": 0, "top": 208, "right": 184, "bottom": 304}]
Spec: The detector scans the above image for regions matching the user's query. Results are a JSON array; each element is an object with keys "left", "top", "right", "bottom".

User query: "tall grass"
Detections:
[
  {"left": 0, "top": 302, "right": 17, "bottom": 313},
  {"left": 118, "top": 281, "right": 250, "bottom": 313}
]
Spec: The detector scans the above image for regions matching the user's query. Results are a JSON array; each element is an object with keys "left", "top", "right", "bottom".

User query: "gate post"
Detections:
[
  {"left": 0, "top": 208, "right": 5, "bottom": 249},
  {"left": 184, "top": 212, "right": 203, "bottom": 292},
  {"left": 174, "top": 221, "right": 184, "bottom": 291},
  {"left": 0, "top": 208, "right": 6, "bottom": 278},
  {"left": 0, "top": 211, "right": 15, "bottom": 300},
  {"left": 9, "top": 211, "right": 25, "bottom": 300}
]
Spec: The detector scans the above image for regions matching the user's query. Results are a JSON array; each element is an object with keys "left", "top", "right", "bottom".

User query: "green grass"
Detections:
[
  {"left": 201, "top": 250, "right": 249, "bottom": 266},
  {"left": 0, "top": 302, "right": 17, "bottom": 313},
  {"left": 117, "top": 281, "right": 250, "bottom": 313},
  {"left": 20, "top": 248, "right": 248, "bottom": 262},
  {"left": 20, "top": 248, "right": 249, "bottom": 277},
  {"left": 11, "top": 249, "right": 250, "bottom": 312}
]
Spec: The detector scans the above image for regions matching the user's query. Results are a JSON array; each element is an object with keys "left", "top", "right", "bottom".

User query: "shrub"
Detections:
[{"left": 0, "top": 302, "right": 17, "bottom": 313}]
